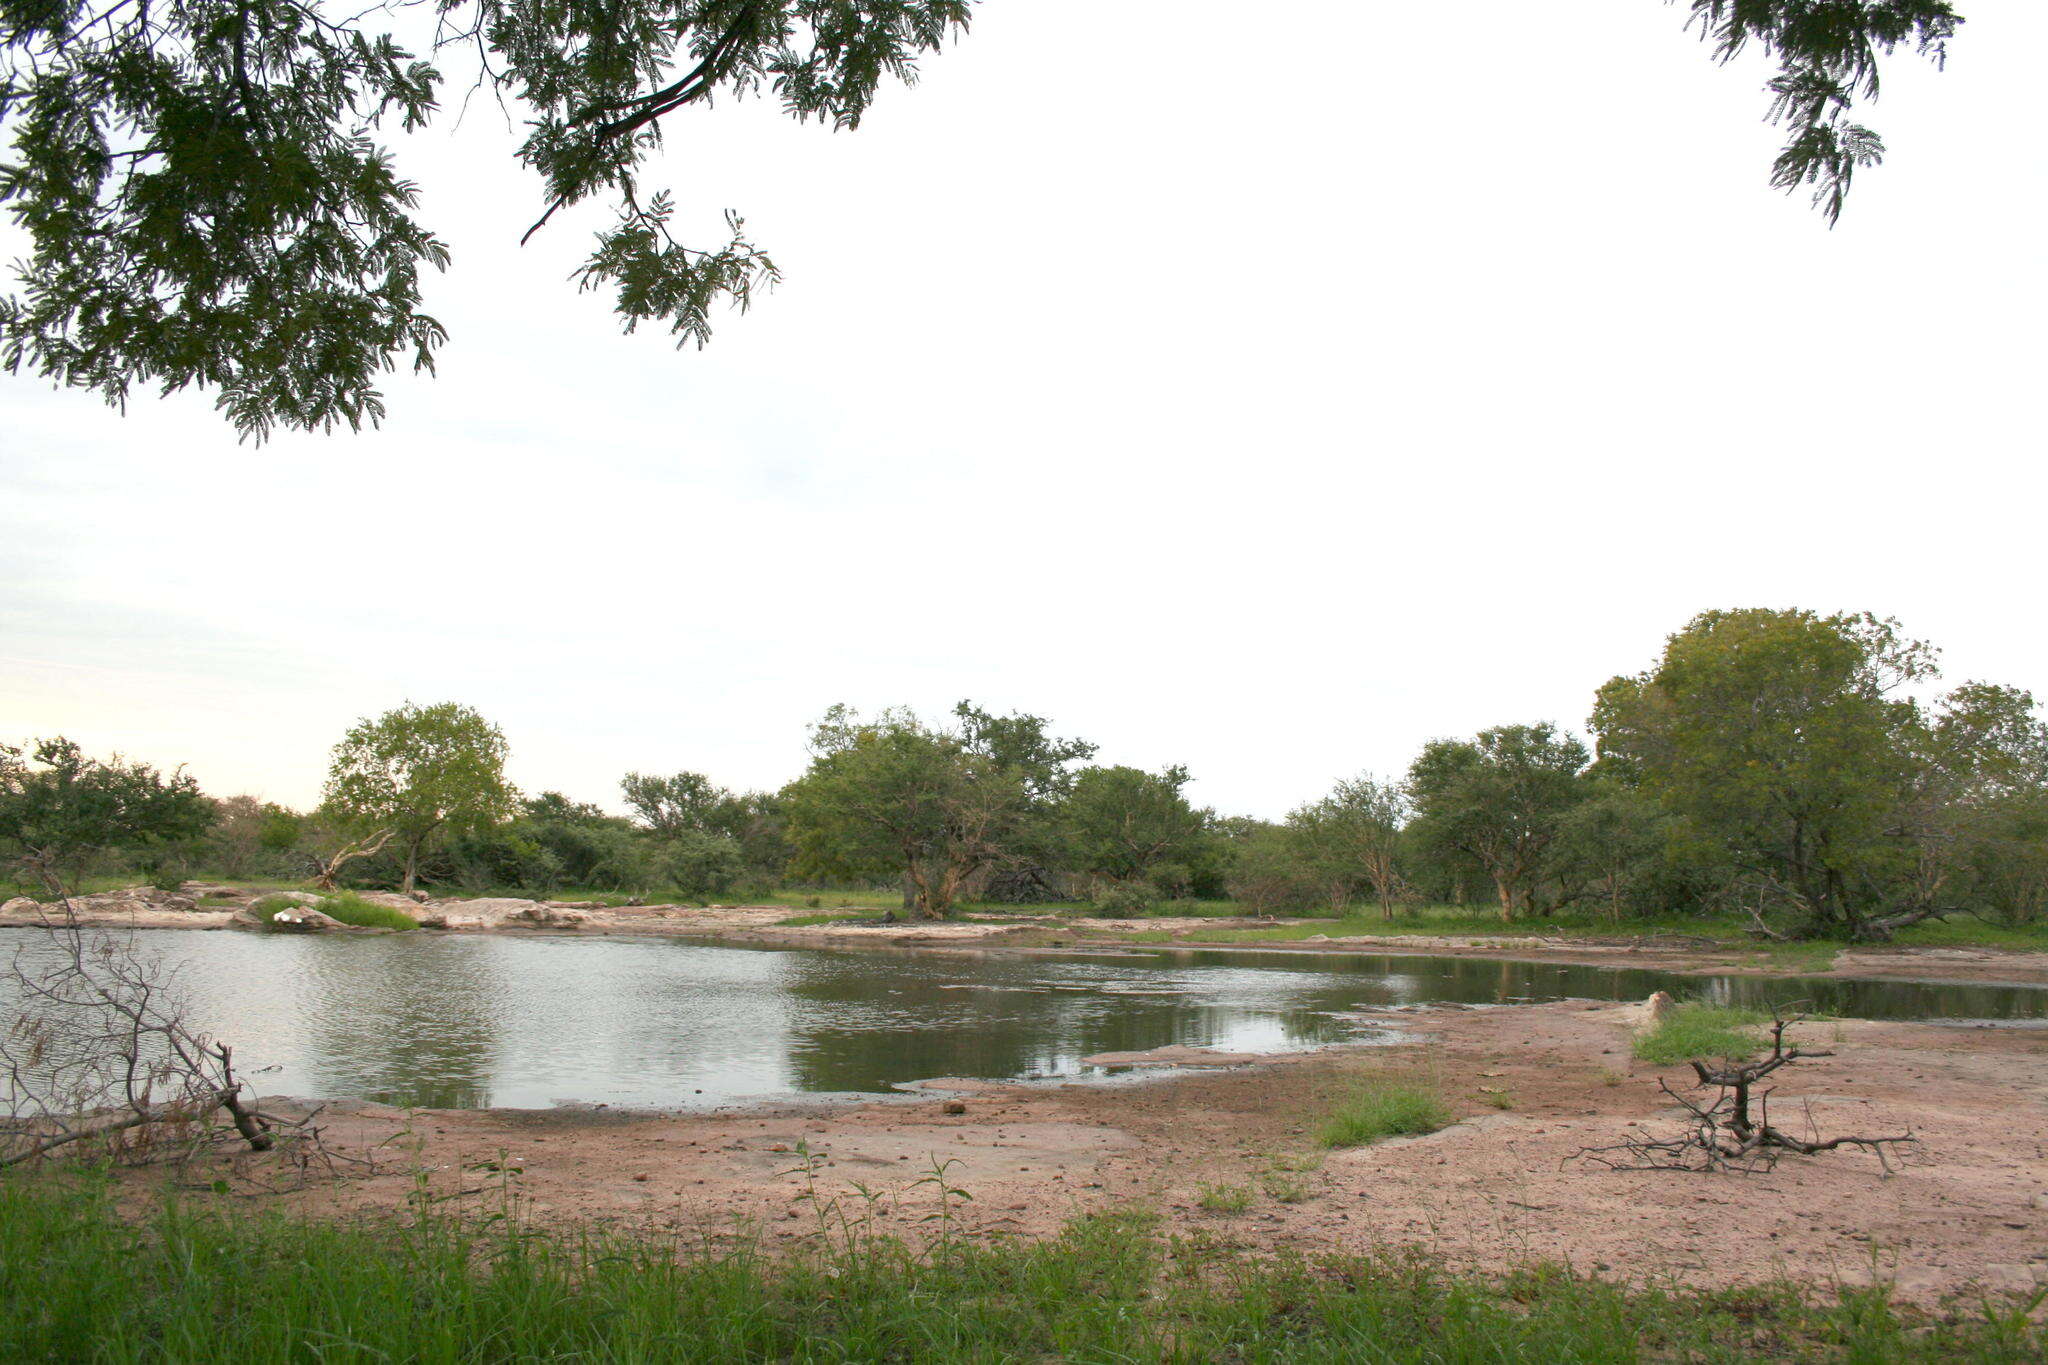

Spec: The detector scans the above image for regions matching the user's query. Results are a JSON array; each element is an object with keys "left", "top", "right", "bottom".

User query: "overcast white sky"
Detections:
[{"left": 3, "top": 1, "right": 2042, "bottom": 818}]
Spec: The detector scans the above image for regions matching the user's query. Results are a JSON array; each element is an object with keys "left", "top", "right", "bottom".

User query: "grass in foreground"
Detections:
[
  {"left": 1318, "top": 1076, "right": 1454, "bottom": 1148},
  {"left": 1632, "top": 1002, "right": 1769, "bottom": 1065},
  {"left": 2, "top": 1177, "right": 2040, "bottom": 1362}
]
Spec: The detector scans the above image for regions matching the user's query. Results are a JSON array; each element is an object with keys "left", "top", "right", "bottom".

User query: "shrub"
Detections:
[
  {"left": 1318, "top": 1079, "right": 1453, "bottom": 1148},
  {"left": 1089, "top": 881, "right": 1157, "bottom": 918},
  {"left": 1631, "top": 1003, "right": 1766, "bottom": 1065}
]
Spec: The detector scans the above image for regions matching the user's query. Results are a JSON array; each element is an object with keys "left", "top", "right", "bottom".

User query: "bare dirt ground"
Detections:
[{"left": 148, "top": 999, "right": 2048, "bottom": 1308}]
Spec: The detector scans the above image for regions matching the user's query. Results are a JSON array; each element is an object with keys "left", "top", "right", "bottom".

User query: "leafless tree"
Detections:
[
  {"left": 2, "top": 888, "right": 276, "bottom": 1168},
  {"left": 1573, "top": 1011, "right": 1919, "bottom": 1176}
]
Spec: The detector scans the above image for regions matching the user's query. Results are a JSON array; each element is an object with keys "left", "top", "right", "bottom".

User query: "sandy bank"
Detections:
[{"left": 129, "top": 999, "right": 2047, "bottom": 1309}]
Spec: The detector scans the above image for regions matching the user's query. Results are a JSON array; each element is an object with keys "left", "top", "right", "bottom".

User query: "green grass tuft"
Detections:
[
  {"left": 1631, "top": 1002, "right": 1768, "bottom": 1065},
  {"left": 318, "top": 892, "right": 420, "bottom": 931},
  {"left": 251, "top": 892, "right": 416, "bottom": 932},
  {"left": 1196, "top": 1182, "right": 1254, "bottom": 1213},
  {"left": 1260, "top": 1172, "right": 1313, "bottom": 1204},
  {"left": 1317, "top": 1078, "right": 1454, "bottom": 1148}
]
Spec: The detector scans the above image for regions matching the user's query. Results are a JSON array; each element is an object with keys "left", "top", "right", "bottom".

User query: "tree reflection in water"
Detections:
[{"left": 1, "top": 932, "right": 2039, "bottom": 1109}]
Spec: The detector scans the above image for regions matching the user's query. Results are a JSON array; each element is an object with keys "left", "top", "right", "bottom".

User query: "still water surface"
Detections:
[{"left": 4, "top": 930, "right": 2041, "bottom": 1109}]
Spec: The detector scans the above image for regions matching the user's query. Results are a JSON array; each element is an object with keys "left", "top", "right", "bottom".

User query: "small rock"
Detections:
[
  {"left": 268, "top": 906, "right": 346, "bottom": 932},
  {"left": 943, "top": 1101, "right": 967, "bottom": 1115}
]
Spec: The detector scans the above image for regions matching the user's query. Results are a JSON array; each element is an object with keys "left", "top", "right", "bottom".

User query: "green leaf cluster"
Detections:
[
  {"left": 2, "top": 0, "right": 971, "bottom": 436},
  {"left": 0, "top": 736, "right": 212, "bottom": 889},
  {"left": 1593, "top": 608, "right": 2048, "bottom": 938},
  {"left": 1684, "top": 0, "right": 1961, "bottom": 223},
  {"left": 3, "top": 1, "right": 1968, "bottom": 435},
  {"left": 322, "top": 700, "right": 518, "bottom": 892}
]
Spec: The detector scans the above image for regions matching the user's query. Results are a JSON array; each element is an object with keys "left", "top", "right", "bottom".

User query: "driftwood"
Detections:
[
  {"left": 1, "top": 1088, "right": 235, "bottom": 1168},
  {"left": 1573, "top": 1010, "right": 1919, "bottom": 1176}
]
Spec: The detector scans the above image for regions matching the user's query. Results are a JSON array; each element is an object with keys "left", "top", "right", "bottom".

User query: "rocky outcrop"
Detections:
[
  {"left": 346, "top": 891, "right": 426, "bottom": 918},
  {"left": 415, "top": 898, "right": 589, "bottom": 931},
  {"left": 0, "top": 885, "right": 209, "bottom": 916},
  {"left": 260, "top": 904, "right": 347, "bottom": 932}
]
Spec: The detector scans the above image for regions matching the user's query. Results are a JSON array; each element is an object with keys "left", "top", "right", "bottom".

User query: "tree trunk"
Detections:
[
  {"left": 1492, "top": 872, "right": 1517, "bottom": 922},
  {"left": 905, "top": 859, "right": 949, "bottom": 920}
]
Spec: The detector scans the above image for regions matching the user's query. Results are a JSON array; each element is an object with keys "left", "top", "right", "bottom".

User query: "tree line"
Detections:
[{"left": 4, "top": 608, "right": 2043, "bottom": 941}]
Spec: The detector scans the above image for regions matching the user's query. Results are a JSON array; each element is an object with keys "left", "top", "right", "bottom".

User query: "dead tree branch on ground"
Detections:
[
  {"left": 1571, "top": 1011, "right": 1920, "bottom": 1176},
  {"left": 3, "top": 879, "right": 277, "bottom": 1168}
]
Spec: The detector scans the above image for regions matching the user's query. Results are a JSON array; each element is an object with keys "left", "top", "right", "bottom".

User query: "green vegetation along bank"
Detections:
[
  {"left": 1, "top": 1177, "right": 2040, "bottom": 1363},
  {"left": 7, "top": 608, "right": 2046, "bottom": 943}
]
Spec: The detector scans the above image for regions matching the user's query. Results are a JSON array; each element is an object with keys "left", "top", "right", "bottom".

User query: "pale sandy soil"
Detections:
[{"left": 139, "top": 999, "right": 2048, "bottom": 1308}]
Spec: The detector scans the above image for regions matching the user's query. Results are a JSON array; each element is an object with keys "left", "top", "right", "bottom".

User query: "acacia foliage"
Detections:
[
  {"left": 1594, "top": 608, "right": 2048, "bottom": 938},
  {"left": 0, "top": 738, "right": 211, "bottom": 890},
  {"left": 1060, "top": 764, "right": 1210, "bottom": 898},
  {"left": 2, "top": 1, "right": 1962, "bottom": 436},
  {"left": 321, "top": 701, "right": 519, "bottom": 893},
  {"left": 0, "top": 0, "right": 970, "bottom": 437},
  {"left": 1406, "top": 725, "right": 1591, "bottom": 922},
  {"left": 780, "top": 702, "right": 1091, "bottom": 919},
  {"left": 1683, "top": 0, "right": 1961, "bottom": 222}
]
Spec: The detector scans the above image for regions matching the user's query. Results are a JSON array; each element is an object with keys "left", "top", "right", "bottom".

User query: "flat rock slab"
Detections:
[
  {"left": 1080, "top": 1046, "right": 1268, "bottom": 1068},
  {"left": 896, "top": 1077, "right": 1012, "bottom": 1094}
]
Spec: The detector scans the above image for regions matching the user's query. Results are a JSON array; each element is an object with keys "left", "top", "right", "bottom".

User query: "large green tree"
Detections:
[
  {"left": 1591, "top": 608, "right": 2047, "bottom": 939},
  {"left": 620, "top": 770, "right": 740, "bottom": 837},
  {"left": 1, "top": 1, "right": 1959, "bottom": 437},
  {"left": 0, "top": 737, "right": 212, "bottom": 891},
  {"left": 781, "top": 702, "right": 1085, "bottom": 918},
  {"left": 322, "top": 701, "right": 519, "bottom": 893},
  {"left": 1060, "top": 764, "right": 1209, "bottom": 897},
  {"left": 1289, "top": 774, "right": 1411, "bottom": 919},
  {"left": 1405, "top": 723, "right": 1591, "bottom": 922}
]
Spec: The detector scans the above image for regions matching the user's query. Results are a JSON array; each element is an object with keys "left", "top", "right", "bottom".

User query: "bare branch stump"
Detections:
[{"left": 1571, "top": 1010, "right": 1919, "bottom": 1176}]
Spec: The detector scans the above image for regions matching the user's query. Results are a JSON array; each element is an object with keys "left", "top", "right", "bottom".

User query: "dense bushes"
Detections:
[{"left": 12, "top": 608, "right": 2045, "bottom": 939}]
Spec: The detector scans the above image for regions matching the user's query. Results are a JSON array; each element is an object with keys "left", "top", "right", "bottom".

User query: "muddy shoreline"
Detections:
[
  {"left": 133, "top": 998, "right": 2045, "bottom": 1308},
  {"left": 15, "top": 888, "right": 2045, "bottom": 1305}
]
